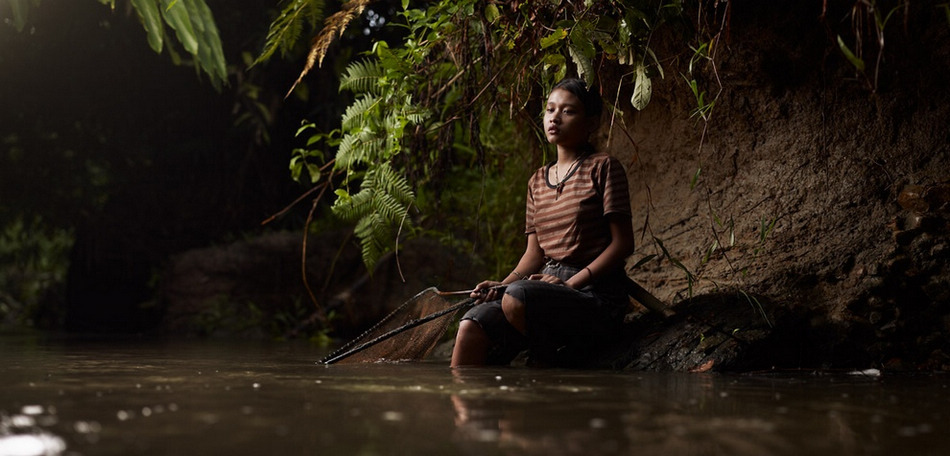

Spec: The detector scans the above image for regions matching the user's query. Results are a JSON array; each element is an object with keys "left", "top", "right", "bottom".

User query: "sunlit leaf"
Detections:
[
  {"left": 631, "top": 63, "right": 652, "bottom": 110},
  {"left": 161, "top": 0, "right": 198, "bottom": 55},
  {"left": 185, "top": 0, "right": 227, "bottom": 85},
  {"left": 836, "top": 35, "right": 865, "bottom": 72},
  {"left": 568, "top": 45, "right": 593, "bottom": 83},
  {"left": 131, "top": 0, "right": 164, "bottom": 52},
  {"left": 540, "top": 28, "right": 568, "bottom": 49}
]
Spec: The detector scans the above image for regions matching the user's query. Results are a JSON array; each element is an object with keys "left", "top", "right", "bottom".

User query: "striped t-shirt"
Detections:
[{"left": 525, "top": 152, "right": 631, "bottom": 265}]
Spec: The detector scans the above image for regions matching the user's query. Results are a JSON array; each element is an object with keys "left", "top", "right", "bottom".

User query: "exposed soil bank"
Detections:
[{"left": 606, "top": 1, "right": 950, "bottom": 370}]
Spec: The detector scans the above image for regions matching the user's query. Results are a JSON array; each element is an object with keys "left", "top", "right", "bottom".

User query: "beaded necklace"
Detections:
[{"left": 550, "top": 153, "right": 586, "bottom": 199}]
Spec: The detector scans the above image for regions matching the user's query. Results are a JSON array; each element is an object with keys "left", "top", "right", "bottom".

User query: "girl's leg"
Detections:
[
  {"left": 501, "top": 294, "right": 526, "bottom": 335},
  {"left": 450, "top": 320, "right": 489, "bottom": 367}
]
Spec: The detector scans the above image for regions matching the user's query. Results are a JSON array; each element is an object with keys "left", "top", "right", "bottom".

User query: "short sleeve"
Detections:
[{"left": 599, "top": 156, "right": 631, "bottom": 216}]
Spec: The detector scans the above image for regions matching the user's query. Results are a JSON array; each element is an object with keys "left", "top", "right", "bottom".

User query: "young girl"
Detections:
[{"left": 451, "top": 78, "right": 635, "bottom": 367}]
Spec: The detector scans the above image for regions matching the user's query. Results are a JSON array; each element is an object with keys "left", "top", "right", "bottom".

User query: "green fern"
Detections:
[
  {"left": 339, "top": 59, "right": 386, "bottom": 94},
  {"left": 333, "top": 163, "right": 415, "bottom": 266},
  {"left": 336, "top": 128, "right": 387, "bottom": 170},
  {"left": 341, "top": 95, "right": 382, "bottom": 130},
  {"left": 255, "top": 0, "right": 325, "bottom": 65}
]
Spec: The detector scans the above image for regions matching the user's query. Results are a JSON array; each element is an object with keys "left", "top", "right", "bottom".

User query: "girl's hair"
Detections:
[{"left": 552, "top": 78, "right": 603, "bottom": 118}]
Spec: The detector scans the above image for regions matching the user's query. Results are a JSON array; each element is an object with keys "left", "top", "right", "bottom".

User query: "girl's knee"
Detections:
[
  {"left": 452, "top": 320, "right": 489, "bottom": 367},
  {"left": 501, "top": 294, "right": 523, "bottom": 316},
  {"left": 501, "top": 295, "right": 526, "bottom": 333},
  {"left": 456, "top": 320, "right": 485, "bottom": 343}
]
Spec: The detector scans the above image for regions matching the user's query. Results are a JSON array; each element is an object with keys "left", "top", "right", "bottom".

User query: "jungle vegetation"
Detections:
[{"left": 1, "top": 0, "right": 937, "bottom": 330}]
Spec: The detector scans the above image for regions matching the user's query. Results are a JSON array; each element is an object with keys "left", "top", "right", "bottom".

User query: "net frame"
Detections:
[
  {"left": 320, "top": 287, "right": 476, "bottom": 364},
  {"left": 320, "top": 277, "right": 669, "bottom": 365}
]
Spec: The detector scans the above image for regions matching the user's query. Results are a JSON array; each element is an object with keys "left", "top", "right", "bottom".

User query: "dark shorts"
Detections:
[{"left": 461, "top": 262, "right": 627, "bottom": 365}]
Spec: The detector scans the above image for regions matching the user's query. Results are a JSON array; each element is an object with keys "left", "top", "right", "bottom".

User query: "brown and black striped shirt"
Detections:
[{"left": 525, "top": 152, "right": 631, "bottom": 265}]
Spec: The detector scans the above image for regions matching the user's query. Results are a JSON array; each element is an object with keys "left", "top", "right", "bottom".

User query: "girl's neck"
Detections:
[{"left": 556, "top": 145, "right": 587, "bottom": 165}]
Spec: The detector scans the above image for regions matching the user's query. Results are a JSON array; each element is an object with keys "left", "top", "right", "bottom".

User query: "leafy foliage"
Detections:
[
  {"left": 333, "top": 163, "right": 415, "bottom": 267},
  {"left": 829, "top": 0, "right": 914, "bottom": 93},
  {"left": 4, "top": 0, "right": 229, "bottom": 89},
  {"left": 0, "top": 217, "right": 73, "bottom": 327},
  {"left": 276, "top": 0, "right": 693, "bottom": 270},
  {"left": 254, "top": 0, "right": 325, "bottom": 65}
]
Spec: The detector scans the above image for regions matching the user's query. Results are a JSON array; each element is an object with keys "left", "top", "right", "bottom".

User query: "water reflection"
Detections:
[
  {"left": 1, "top": 334, "right": 949, "bottom": 455},
  {"left": 446, "top": 369, "right": 791, "bottom": 455}
]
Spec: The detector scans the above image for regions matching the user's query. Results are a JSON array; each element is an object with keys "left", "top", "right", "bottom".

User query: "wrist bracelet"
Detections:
[
  {"left": 508, "top": 270, "right": 526, "bottom": 280},
  {"left": 585, "top": 267, "right": 593, "bottom": 278}
]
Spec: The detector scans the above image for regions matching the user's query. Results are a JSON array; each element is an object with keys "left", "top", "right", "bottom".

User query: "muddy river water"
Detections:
[{"left": 1, "top": 332, "right": 948, "bottom": 455}]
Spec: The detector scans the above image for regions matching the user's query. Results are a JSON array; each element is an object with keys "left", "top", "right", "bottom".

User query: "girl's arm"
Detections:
[
  {"left": 564, "top": 213, "right": 634, "bottom": 289},
  {"left": 507, "top": 233, "right": 545, "bottom": 282},
  {"left": 472, "top": 233, "right": 545, "bottom": 300}
]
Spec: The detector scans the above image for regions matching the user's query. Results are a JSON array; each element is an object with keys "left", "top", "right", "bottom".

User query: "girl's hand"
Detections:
[
  {"left": 472, "top": 280, "right": 504, "bottom": 302},
  {"left": 528, "top": 273, "right": 563, "bottom": 285}
]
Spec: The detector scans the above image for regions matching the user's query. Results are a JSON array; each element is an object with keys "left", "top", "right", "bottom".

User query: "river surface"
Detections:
[{"left": 1, "top": 332, "right": 948, "bottom": 456}]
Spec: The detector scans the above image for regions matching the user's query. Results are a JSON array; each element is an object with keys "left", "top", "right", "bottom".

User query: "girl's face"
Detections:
[{"left": 543, "top": 88, "right": 593, "bottom": 150}]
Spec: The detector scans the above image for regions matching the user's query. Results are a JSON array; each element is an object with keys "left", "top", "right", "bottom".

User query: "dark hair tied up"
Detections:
[{"left": 552, "top": 78, "right": 603, "bottom": 118}]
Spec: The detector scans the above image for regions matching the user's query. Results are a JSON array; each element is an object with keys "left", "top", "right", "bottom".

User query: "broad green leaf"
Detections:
[
  {"left": 568, "top": 45, "right": 593, "bottom": 83},
  {"left": 161, "top": 0, "right": 198, "bottom": 55},
  {"left": 569, "top": 21, "right": 596, "bottom": 58},
  {"left": 485, "top": 3, "right": 500, "bottom": 23},
  {"left": 540, "top": 28, "right": 568, "bottom": 49},
  {"left": 542, "top": 53, "right": 567, "bottom": 82},
  {"left": 618, "top": 18, "right": 632, "bottom": 46},
  {"left": 306, "top": 163, "right": 321, "bottom": 184},
  {"left": 631, "top": 63, "right": 652, "bottom": 110},
  {"left": 836, "top": 35, "right": 865, "bottom": 72},
  {"left": 185, "top": 0, "right": 227, "bottom": 85},
  {"left": 131, "top": 0, "right": 164, "bottom": 53},
  {"left": 334, "top": 189, "right": 351, "bottom": 203}
]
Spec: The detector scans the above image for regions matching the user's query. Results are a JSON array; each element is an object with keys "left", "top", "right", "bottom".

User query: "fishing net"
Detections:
[{"left": 320, "top": 287, "right": 476, "bottom": 364}]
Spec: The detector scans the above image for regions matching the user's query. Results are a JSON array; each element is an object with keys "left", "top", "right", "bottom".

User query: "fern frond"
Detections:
[
  {"left": 285, "top": 0, "right": 370, "bottom": 97},
  {"left": 353, "top": 213, "right": 388, "bottom": 267},
  {"left": 401, "top": 108, "right": 429, "bottom": 127},
  {"left": 334, "top": 184, "right": 373, "bottom": 220},
  {"left": 370, "top": 163, "right": 415, "bottom": 206},
  {"left": 336, "top": 129, "right": 388, "bottom": 169},
  {"left": 335, "top": 132, "right": 365, "bottom": 169},
  {"left": 339, "top": 59, "right": 385, "bottom": 94},
  {"left": 332, "top": 163, "right": 415, "bottom": 267},
  {"left": 255, "top": 0, "right": 325, "bottom": 65},
  {"left": 341, "top": 95, "right": 381, "bottom": 130}
]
